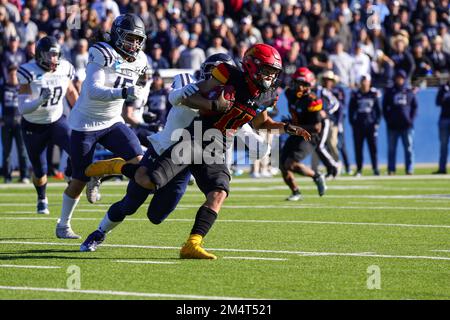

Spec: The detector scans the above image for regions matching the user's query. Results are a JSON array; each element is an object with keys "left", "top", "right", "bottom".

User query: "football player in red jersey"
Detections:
[
  {"left": 83, "top": 44, "right": 311, "bottom": 259},
  {"left": 280, "top": 67, "right": 337, "bottom": 201}
]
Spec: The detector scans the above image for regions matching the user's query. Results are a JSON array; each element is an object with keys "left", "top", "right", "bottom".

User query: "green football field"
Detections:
[{"left": 0, "top": 172, "right": 449, "bottom": 300}]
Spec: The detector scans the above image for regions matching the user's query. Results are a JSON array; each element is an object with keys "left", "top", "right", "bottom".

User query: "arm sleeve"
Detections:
[
  {"left": 18, "top": 93, "right": 44, "bottom": 115},
  {"left": 84, "top": 63, "right": 123, "bottom": 101}
]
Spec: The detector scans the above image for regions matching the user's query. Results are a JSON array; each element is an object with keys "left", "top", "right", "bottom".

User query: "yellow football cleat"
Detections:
[
  {"left": 85, "top": 158, "right": 126, "bottom": 177},
  {"left": 180, "top": 234, "right": 217, "bottom": 260}
]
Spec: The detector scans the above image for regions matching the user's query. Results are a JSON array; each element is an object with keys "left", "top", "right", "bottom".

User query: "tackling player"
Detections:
[
  {"left": 79, "top": 53, "right": 272, "bottom": 252},
  {"left": 82, "top": 44, "right": 311, "bottom": 259},
  {"left": 55, "top": 14, "right": 147, "bottom": 239},
  {"left": 17, "top": 36, "right": 78, "bottom": 214}
]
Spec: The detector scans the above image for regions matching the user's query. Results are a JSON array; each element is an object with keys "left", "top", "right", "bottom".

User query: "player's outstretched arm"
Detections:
[
  {"left": 18, "top": 83, "right": 51, "bottom": 115},
  {"left": 252, "top": 111, "right": 311, "bottom": 141}
]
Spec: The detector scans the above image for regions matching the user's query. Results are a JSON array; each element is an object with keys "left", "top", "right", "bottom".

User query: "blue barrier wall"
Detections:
[{"left": 275, "top": 87, "right": 443, "bottom": 167}]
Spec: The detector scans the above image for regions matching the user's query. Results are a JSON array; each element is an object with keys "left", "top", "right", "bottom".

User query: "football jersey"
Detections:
[
  {"left": 17, "top": 59, "right": 74, "bottom": 124},
  {"left": 69, "top": 41, "right": 148, "bottom": 131},
  {"left": 148, "top": 72, "right": 198, "bottom": 155},
  {"left": 201, "top": 63, "right": 278, "bottom": 137},
  {"left": 286, "top": 88, "right": 324, "bottom": 130}
]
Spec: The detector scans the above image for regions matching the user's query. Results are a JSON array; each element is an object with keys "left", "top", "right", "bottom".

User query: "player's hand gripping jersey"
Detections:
[
  {"left": 17, "top": 59, "right": 74, "bottom": 124},
  {"left": 69, "top": 41, "right": 148, "bottom": 131}
]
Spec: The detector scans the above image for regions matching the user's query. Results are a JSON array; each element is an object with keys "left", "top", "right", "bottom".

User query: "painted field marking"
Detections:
[
  {"left": 115, "top": 260, "right": 178, "bottom": 265},
  {"left": 0, "top": 264, "right": 61, "bottom": 269},
  {"left": 223, "top": 256, "right": 288, "bottom": 261},
  {"left": 2, "top": 240, "right": 450, "bottom": 262},
  {"left": 0, "top": 285, "right": 260, "bottom": 300},
  {"left": 1, "top": 216, "right": 450, "bottom": 230}
]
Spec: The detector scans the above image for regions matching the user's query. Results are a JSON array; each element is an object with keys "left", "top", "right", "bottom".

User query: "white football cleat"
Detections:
[
  {"left": 286, "top": 192, "right": 303, "bottom": 201},
  {"left": 86, "top": 176, "right": 102, "bottom": 204},
  {"left": 56, "top": 225, "right": 81, "bottom": 239}
]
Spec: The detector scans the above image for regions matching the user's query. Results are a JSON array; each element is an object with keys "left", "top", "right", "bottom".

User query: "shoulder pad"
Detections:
[
  {"left": 60, "top": 60, "right": 75, "bottom": 80},
  {"left": 89, "top": 42, "right": 115, "bottom": 67},
  {"left": 211, "top": 62, "right": 234, "bottom": 84},
  {"left": 307, "top": 97, "right": 323, "bottom": 112},
  {"left": 171, "top": 73, "right": 196, "bottom": 89},
  {"left": 17, "top": 63, "right": 35, "bottom": 84}
]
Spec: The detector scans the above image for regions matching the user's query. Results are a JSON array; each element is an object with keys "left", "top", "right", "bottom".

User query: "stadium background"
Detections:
[{"left": 0, "top": 0, "right": 449, "bottom": 173}]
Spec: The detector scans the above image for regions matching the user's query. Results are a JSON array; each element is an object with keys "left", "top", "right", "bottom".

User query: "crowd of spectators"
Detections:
[{"left": 0, "top": 0, "right": 448, "bottom": 89}]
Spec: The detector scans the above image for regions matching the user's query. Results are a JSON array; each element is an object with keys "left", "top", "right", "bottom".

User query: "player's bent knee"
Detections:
[{"left": 135, "top": 167, "right": 156, "bottom": 190}]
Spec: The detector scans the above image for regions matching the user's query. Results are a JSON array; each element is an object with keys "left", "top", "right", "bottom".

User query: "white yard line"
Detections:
[
  {"left": 223, "top": 256, "right": 288, "bottom": 261},
  {"left": 0, "top": 285, "right": 260, "bottom": 300},
  {"left": 2, "top": 216, "right": 450, "bottom": 229},
  {"left": 2, "top": 240, "right": 450, "bottom": 262},
  {"left": 115, "top": 260, "right": 178, "bottom": 265},
  {"left": 0, "top": 264, "right": 61, "bottom": 269}
]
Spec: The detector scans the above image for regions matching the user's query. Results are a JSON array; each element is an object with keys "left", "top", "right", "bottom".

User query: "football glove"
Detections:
[{"left": 284, "top": 123, "right": 311, "bottom": 141}]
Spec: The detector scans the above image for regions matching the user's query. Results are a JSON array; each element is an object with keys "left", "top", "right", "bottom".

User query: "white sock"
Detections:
[
  {"left": 58, "top": 193, "right": 79, "bottom": 228},
  {"left": 98, "top": 214, "right": 121, "bottom": 234}
]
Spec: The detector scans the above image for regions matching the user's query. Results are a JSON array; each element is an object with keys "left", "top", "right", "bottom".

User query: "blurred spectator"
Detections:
[
  {"left": 323, "top": 21, "right": 342, "bottom": 53},
  {"left": 424, "top": 9, "right": 440, "bottom": 40},
  {"left": 307, "top": 0, "right": 327, "bottom": 37},
  {"left": 352, "top": 43, "right": 371, "bottom": 84},
  {"left": 49, "top": 5, "right": 68, "bottom": 34},
  {"left": 26, "top": 0, "right": 41, "bottom": 21},
  {"left": 179, "top": 33, "right": 206, "bottom": 70},
  {"left": 390, "top": 34, "right": 415, "bottom": 81},
  {"left": 24, "top": 40, "right": 35, "bottom": 62},
  {"left": 412, "top": 43, "right": 433, "bottom": 80},
  {"left": 206, "top": 36, "right": 229, "bottom": 57},
  {"left": 336, "top": 11, "right": 352, "bottom": 51},
  {"left": 148, "top": 18, "right": 173, "bottom": 59},
  {"left": 355, "top": 28, "right": 375, "bottom": 59},
  {"left": 0, "top": 64, "right": 30, "bottom": 183},
  {"left": 383, "top": 70, "right": 418, "bottom": 175},
  {"left": 147, "top": 72, "right": 170, "bottom": 128},
  {"left": 280, "top": 41, "right": 307, "bottom": 88},
  {"left": 273, "top": 24, "right": 295, "bottom": 59},
  {"left": 36, "top": 7, "right": 52, "bottom": 36},
  {"left": 435, "top": 79, "right": 450, "bottom": 174},
  {"left": 261, "top": 24, "right": 275, "bottom": 46},
  {"left": 0, "top": 0, "right": 19, "bottom": 24},
  {"left": 237, "top": 16, "right": 263, "bottom": 47},
  {"left": 16, "top": 8, "right": 38, "bottom": 49},
  {"left": 307, "top": 37, "right": 332, "bottom": 75},
  {"left": 73, "top": 38, "right": 89, "bottom": 74},
  {"left": 330, "top": 41, "right": 354, "bottom": 87},
  {"left": 427, "top": 35, "right": 450, "bottom": 77},
  {"left": 0, "top": 6, "right": 18, "bottom": 55},
  {"left": 296, "top": 24, "right": 312, "bottom": 57},
  {"left": 438, "top": 23, "right": 450, "bottom": 55},
  {"left": 349, "top": 74, "right": 381, "bottom": 176},
  {"left": 91, "top": 0, "right": 120, "bottom": 21},
  {"left": 150, "top": 43, "right": 170, "bottom": 70},
  {"left": 1, "top": 35, "right": 25, "bottom": 84}
]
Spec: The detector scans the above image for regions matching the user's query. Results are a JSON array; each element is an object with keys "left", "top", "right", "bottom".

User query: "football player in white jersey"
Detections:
[
  {"left": 78, "top": 53, "right": 273, "bottom": 252},
  {"left": 55, "top": 14, "right": 148, "bottom": 239},
  {"left": 17, "top": 36, "right": 78, "bottom": 215}
]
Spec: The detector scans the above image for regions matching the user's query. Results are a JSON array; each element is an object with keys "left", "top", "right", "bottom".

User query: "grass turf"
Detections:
[{"left": 0, "top": 173, "right": 449, "bottom": 300}]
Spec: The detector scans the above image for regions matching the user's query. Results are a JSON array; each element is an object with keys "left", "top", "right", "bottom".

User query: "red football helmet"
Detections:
[
  {"left": 242, "top": 43, "right": 282, "bottom": 91},
  {"left": 291, "top": 67, "right": 316, "bottom": 86}
]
